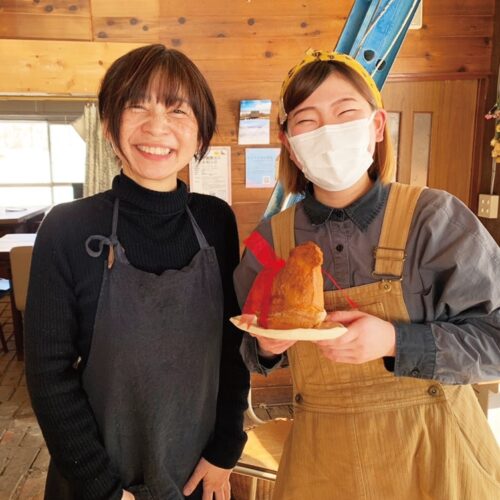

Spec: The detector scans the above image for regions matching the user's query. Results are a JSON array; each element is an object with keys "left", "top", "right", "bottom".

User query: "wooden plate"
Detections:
[{"left": 230, "top": 315, "right": 347, "bottom": 341}]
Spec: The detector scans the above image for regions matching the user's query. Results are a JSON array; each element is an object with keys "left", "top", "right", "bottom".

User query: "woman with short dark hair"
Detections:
[{"left": 25, "top": 44, "right": 249, "bottom": 500}]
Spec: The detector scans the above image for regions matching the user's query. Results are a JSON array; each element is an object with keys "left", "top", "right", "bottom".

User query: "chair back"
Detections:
[
  {"left": 9, "top": 246, "right": 33, "bottom": 312},
  {"left": 231, "top": 370, "right": 294, "bottom": 500}
]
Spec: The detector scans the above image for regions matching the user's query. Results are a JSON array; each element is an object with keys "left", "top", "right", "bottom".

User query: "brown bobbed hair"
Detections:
[
  {"left": 98, "top": 44, "right": 216, "bottom": 161},
  {"left": 279, "top": 61, "right": 395, "bottom": 194}
]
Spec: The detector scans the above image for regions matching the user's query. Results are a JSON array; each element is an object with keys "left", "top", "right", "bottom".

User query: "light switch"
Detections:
[{"left": 478, "top": 194, "right": 499, "bottom": 219}]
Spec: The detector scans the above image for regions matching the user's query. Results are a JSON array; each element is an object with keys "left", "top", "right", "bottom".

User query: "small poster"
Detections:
[
  {"left": 238, "top": 99, "right": 272, "bottom": 145},
  {"left": 245, "top": 148, "right": 280, "bottom": 188},
  {"left": 189, "top": 146, "right": 232, "bottom": 204}
]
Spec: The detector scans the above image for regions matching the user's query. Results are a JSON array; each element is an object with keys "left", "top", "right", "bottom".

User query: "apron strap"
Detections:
[
  {"left": 373, "top": 183, "right": 425, "bottom": 279},
  {"left": 85, "top": 201, "right": 208, "bottom": 263},
  {"left": 270, "top": 205, "right": 296, "bottom": 260},
  {"left": 85, "top": 198, "right": 120, "bottom": 265},
  {"left": 110, "top": 197, "right": 119, "bottom": 241},
  {"left": 186, "top": 207, "right": 209, "bottom": 249}
]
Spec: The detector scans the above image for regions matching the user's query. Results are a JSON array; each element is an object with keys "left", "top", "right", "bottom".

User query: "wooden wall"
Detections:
[
  {"left": 479, "top": 1, "right": 500, "bottom": 243},
  {"left": 0, "top": 0, "right": 497, "bottom": 243}
]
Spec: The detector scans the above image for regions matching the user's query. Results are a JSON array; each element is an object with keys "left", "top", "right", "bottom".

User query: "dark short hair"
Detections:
[
  {"left": 98, "top": 44, "right": 216, "bottom": 160},
  {"left": 279, "top": 61, "right": 394, "bottom": 193}
]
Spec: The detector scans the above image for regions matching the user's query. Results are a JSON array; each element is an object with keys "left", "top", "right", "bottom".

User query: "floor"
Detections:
[
  {"left": 0, "top": 296, "right": 48, "bottom": 500},
  {"left": 1, "top": 294, "right": 500, "bottom": 500}
]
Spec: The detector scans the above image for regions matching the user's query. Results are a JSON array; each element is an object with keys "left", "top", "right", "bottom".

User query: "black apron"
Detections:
[{"left": 45, "top": 198, "right": 223, "bottom": 500}]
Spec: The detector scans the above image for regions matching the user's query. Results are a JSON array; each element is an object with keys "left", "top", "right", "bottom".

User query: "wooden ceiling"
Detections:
[
  {"left": 0, "top": 0, "right": 495, "bottom": 61},
  {"left": 0, "top": 0, "right": 351, "bottom": 42},
  {"left": 0, "top": 1, "right": 495, "bottom": 96}
]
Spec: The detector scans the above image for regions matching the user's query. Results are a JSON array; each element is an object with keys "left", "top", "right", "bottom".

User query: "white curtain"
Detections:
[{"left": 80, "top": 103, "right": 119, "bottom": 197}]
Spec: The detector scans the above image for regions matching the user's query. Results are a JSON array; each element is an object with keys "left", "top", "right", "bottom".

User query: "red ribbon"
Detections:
[
  {"left": 243, "top": 232, "right": 285, "bottom": 328},
  {"left": 243, "top": 232, "right": 358, "bottom": 328},
  {"left": 322, "top": 269, "right": 359, "bottom": 310}
]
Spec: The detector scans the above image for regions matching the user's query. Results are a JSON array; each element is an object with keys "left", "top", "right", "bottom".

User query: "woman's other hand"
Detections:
[
  {"left": 316, "top": 310, "right": 396, "bottom": 363},
  {"left": 238, "top": 314, "right": 295, "bottom": 357},
  {"left": 121, "top": 491, "right": 135, "bottom": 500},
  {"left": 183, "top": 457, "right": 232, "bottom": 500},
  {"left": 255, "top": 336, "right": 296, "bottom": 357}
]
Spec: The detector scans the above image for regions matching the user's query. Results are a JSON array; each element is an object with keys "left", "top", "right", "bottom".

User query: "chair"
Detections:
[
  {"left": 231, "top": 380, "right": 293, "bottom": 500},
  {"left": 473, "top": 381, "right": 500, "bottom": 417},
  {"left": 0, "top": 278, "right": 11, "bottom": 353},
  {"left": 72, "top": 182, "right": 84, "bottom": 200},
  {"left": 9, "top": 246, "right": 33, "bottom": 358},
  {"left": 232, "top": 418, "right": 292, "bottom": 500}
]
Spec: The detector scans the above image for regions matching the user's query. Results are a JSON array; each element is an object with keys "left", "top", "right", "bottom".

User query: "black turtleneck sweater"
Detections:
[{"left": 25, "top": 173, "right": 250, "bottom": 500}]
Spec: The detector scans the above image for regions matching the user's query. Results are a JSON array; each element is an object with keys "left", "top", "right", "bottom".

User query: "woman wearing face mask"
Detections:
[{"left": 234, "top": 50, "right": 500, "bottom": 499}]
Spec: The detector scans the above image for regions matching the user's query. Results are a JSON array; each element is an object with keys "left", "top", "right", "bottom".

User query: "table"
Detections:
[
  {"left": 0, "top": 206, "right": 49, "bottom": 238},
  {"left": 0, "top": 233, "right": 37, "bottom": 360}
]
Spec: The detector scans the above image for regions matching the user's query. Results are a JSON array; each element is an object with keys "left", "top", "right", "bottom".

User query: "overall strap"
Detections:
[
  {"left": 270, "top": 205, "right": 296, "bottom": 260},
  {"left": 373, "top": 182, "right": 425, "bottom": 279}
]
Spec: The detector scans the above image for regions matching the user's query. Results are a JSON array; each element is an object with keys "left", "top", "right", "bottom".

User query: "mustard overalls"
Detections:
[{"left": 269, "top": 183, "right": 500, "bottom": 500}]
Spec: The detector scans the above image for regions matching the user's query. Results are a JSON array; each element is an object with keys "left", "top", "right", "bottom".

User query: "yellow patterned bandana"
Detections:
[{"left": 279, "top": 49, "right": 383, "bottom": 125}]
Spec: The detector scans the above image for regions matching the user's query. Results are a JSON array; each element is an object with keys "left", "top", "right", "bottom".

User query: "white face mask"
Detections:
[{"left": 287, "top": 113, "right": 376, "bottom": 192}]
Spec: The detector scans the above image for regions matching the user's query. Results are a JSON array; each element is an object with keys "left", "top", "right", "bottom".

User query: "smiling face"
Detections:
[
  {"left": 116, "top": 88, "right": 199, "bottom": 192},
  {"left": 277, "top": 60, "right": 394, "bottom": 195},
  {"left": 282, "top": 71, "right": 386, "bottom": 167},
  {"left": 98, "top": 44, "right": 216, "bottom": 192}
]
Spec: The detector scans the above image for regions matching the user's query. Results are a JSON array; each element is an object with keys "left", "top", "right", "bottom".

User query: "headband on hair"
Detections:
[{"left": 278, "top": 48, "right": 383, "bottom": 125}]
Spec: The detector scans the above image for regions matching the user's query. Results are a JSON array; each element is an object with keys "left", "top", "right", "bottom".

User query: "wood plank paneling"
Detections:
[
  {"left": 425, "top": 0, "right": 494, "bottom": 16},
  {"left": 92, "top": 13, "right": 347, "bottom": 43},
  {"left": 0, "top": 40, "right": 143, "bottom": 95},
  {"left": 398, "top": 35, "right": 492, "bottom": 58},
  {"left": 158, "top": 15, "right": 346, "bottom": 40},
  {"left": 0, "top": 0, "right": 91, "bottom": 41},
  {"left": 430, "top": 80, "right": 477, "bottom": 199},
  {"left": 1, "top": 0, "right": 90, "bottom": 15},
  {"left": 232, "top": 202, "right": 269, "bottom": 226},
  {"left": 90, "top": 0, "right": 160, "bottom": 17},
  {"left": 91, "top": 0, "right": 160, "bottom": 42},
  {"left": 231, "top": 186, "right": 274, "bottom": 205},
  {"left": 0, "top": 1, "right": 495, "bottom": 80},
  {"left": 156, "top": 37, "right": 336, "bottom": 61},
  {"left": 92, "top": 17, "right": 160, "bottom": 42},
  {"left": 0, "top": 0, "right": 497, "bottom": 244},
  {"left": 158, "top": 0, "right": 353, "bottom": 17},
  {"left": 0, "top": 13, "right": 92, "bottom": 41},
  {"left": 420, "top": 15, "right": 493, "bottom": 37}
]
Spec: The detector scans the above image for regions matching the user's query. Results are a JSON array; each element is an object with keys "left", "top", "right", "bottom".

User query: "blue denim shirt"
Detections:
[{"left": 234, "top": 181, "right": 500, "bottom": 384}]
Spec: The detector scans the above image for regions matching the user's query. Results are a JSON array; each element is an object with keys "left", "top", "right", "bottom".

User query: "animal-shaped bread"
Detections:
[{"left": 266, "top": 241, "right": 326, "bottom": 329}]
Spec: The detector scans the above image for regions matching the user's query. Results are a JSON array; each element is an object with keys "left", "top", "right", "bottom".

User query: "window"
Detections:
[{"left": 0, "top": 100, "right": 86, "bottom": 207}]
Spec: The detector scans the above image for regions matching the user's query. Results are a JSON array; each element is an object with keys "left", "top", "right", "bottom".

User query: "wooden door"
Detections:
[{"left": 382, "top": 79, "right": 479, "bottom": 205}]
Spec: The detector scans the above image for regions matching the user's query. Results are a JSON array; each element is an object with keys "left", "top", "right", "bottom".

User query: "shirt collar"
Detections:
[
  {"left": 302, "top": 178, "right": 389, "bottom": 231},
  {"left": 112, "top": 171, "right": 188, "bottom": 215}
]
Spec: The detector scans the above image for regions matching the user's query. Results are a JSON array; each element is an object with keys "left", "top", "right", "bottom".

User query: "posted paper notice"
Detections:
[
  {"left": 238, "top": 99, "right": 272, "bottom": 145},
  {"left": 245, "top": 148, "right": 280, "bottom": 188},
  {"left": 189, "top": 146, "right": 232, "bottom": 204}
]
